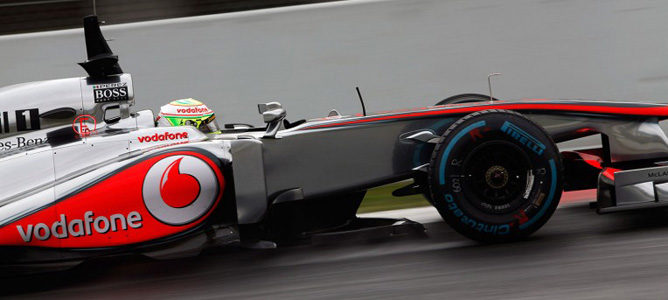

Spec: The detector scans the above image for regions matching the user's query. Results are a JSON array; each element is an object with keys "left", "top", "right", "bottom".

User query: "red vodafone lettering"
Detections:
[
  {"left": 15, "top": 211, "right": 142, "bottom": 242},
  {"left": 137, "top": 132, "right": 189, "bottom": 143},
  {"left": 0, "top": 152, "right": 224, "bottom": 248},
  {"left": 176, "top": 107, "right": 210, "bottom": 114}
]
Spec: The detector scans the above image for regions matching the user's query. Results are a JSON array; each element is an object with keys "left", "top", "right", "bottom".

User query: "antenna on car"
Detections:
[
  {"left": 356, "top": 86, "right": 367, "bottom": 116},
  {"left": 92, "top": 0, "right": 97, "bottom": 15},
  {"left": 487, "top": 73, "right": 501, "bottom": 102}
]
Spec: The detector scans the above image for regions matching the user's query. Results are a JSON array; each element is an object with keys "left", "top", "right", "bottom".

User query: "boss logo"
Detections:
[
  {"left": 93, "top": 82, "right": 129, "bottom": 103},
  {"left": 142, "top": 155, "right": 221, "bottom": 226}
]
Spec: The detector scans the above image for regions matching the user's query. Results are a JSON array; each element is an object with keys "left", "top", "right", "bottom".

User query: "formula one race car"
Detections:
[{"left": 3, "top": 16, "right": 668, "bottom": 270}]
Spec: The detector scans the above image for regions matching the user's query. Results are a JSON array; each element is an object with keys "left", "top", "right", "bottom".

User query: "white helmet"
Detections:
[{"left": 156, "top": 98, "right": 221, "bottom": 133}]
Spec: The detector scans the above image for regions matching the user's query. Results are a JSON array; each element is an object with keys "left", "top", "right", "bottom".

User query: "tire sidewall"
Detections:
[
  {"left": 436, "top": 93, "right": 497, "bottom": 106},
  {"left": 429, "top": 110, "right": 563, "bottom": 242}
]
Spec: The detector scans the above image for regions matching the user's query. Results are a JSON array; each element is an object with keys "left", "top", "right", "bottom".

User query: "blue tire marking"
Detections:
[
  {"left": 520, "top": 159, "right": 557, "bottom": 230},
  {"left": 438, "top": 121, "right": 486, "bottom": 185}
]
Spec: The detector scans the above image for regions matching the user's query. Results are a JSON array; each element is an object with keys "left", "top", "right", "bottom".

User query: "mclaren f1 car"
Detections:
[{"left": 2, "top": 16, "right": 668, "bottom": 270}]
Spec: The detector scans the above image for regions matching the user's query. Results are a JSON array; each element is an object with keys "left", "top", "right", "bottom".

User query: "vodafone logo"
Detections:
[
  {"left": 16, "top": 211, "right": 142, "bottom": 243},
  {"left": 142, "top": 155, "right": 220, "bottom": 226},
  {"left": 137, "top": 132, "right": 189, "bottom": 143},
  {"left": 176, "top": 107, "right": 210, "bottom": 114}
]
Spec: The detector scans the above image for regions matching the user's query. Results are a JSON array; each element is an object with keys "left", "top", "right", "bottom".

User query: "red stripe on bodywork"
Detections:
[
  {"left": 560, "top": 189, "right": 596, "bottom": 205},
  {"left": 602, "top": 167, "right": 621, "bottom": 180},
  {"left": 584, "top": 159, "right": 602, "bottom": 169},
  {"left": 570, "top": 151, "right": 604, "bottom": 169},
  {"left": 0, "top": 151, "right": 224, "bottom": 248},
  {"left": 303, "top": 103, "right": 668, "bottom": 130}
]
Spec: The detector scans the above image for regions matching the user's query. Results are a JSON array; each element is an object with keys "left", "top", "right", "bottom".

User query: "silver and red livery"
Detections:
[{"left": 1, "top": 16, "right": 668, "bottom": 269}]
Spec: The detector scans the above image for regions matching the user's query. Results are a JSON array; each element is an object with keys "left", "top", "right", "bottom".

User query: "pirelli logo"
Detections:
[{"left": 501, "top": 121, "right": 546, "bottom": 155}]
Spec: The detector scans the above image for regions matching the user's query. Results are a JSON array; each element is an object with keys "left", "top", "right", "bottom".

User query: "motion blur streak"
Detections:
[
  {"left": 0, "top": 0, "right": 341, "bottom": 34},
  {"left": 7, "top": 201, "right": 668, "bottom": 299},
  {"left": 2, "top": 0, "right": 668, "bottom": 129}
]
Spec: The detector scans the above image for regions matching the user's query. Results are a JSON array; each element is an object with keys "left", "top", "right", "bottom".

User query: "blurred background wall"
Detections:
[
  {"left": 0, "top": 0, "right": 341, "bottom": 35},
  {"left": 2, "top": 0, "right": 668, "bottom": 134}
]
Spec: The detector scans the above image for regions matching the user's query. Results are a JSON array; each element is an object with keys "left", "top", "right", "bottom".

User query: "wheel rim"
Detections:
[{"left": 461, "top": 141, "right": 533, "bottom": 215}]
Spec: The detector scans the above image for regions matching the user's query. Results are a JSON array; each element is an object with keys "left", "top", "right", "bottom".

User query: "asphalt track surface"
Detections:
[{"left": 8, "top": 192, "right": 668, "bottom": 299}]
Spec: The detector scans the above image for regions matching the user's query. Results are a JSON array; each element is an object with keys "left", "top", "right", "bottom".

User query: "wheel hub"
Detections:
[
  {"left": 485, "top": 165, "right": 509, "bottom": 189},
  {"left": 461, "top": 141, "right": 532, "bottom": 215}
]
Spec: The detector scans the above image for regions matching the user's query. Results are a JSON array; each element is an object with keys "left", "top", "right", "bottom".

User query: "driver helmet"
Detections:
[{"left": 156, "top": 98, "right": 221, "bottom": 133}]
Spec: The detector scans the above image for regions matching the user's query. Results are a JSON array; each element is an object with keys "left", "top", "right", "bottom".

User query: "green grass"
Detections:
[{"left": 357, "top": 181, "right": 432, "bottom": 213}]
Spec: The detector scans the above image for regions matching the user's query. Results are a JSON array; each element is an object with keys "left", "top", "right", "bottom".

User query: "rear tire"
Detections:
[
  {"left": 428, "top": 110, "right": 563, "bottom": 242},
  {"left": 436, "top": 93, "right": 496, "bottom": 106}
]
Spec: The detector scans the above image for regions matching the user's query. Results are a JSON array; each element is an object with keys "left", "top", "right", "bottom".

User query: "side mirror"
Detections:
[{"left": 258, "top": 102, "right": 286, "bottom": 138}]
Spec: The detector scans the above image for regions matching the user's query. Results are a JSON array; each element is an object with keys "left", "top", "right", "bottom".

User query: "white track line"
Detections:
[
  {"left": 358, "top": 206, "right": 442, "bottom": 224},
  {"left": 0, "top": 0, "right": 78, "bottom": 8},
  {"left": 0, "top": 0, "right": 397, "bottom": 40},
  {"left": 359, "top": 195, "right": 592, "bottom": 224}
]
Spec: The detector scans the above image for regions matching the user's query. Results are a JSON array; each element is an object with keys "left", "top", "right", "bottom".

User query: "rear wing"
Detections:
[
  {"left": 0, "top": 15, "right": 134, "bottom": 150},
  {"left": 78, "top": 15, "right": 123, "bottom": 79}
]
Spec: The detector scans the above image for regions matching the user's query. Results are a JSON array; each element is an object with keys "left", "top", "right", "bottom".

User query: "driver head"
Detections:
[{"left": 156, "top": 98, "right": 221, "bottom": 133}]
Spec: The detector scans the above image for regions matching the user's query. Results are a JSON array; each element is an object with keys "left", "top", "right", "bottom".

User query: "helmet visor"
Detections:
[{"left": 199, "top": 114, "right": 220, "bottom": 133}]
